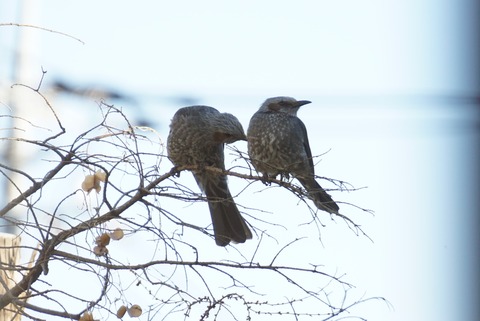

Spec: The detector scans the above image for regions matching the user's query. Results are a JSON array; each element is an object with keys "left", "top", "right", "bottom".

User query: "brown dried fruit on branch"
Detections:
[
  {"left": 95, "top": 233, "right": 111, "bottom": 247},
  {"left": 79, "top": 312, "right": 94, "bottom": 321},
  {"left": 109, "top": 228, "right": 124, "bottom": 241},
  {"left": 93, "top": 245, "right": 108, "bottom": 257},
  {"left": 116, "top": 305, "right": 127, "bottom": 318},
  {"left": 81, "top": 170, "right": 106, "bottom": 193},
  {"left": 128, "top": 304, "right": 142, "bottom": 317}
]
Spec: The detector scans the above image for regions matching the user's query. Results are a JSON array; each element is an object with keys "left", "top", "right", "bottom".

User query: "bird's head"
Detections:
[
  {"left": 212, "top": 113, "right": 247, "bottom": 144},
  {"left": 259, "top": 96, "right": 311, "bottom": 115}
]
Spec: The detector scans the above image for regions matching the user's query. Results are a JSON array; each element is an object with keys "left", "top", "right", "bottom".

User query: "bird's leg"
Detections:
[
  {"left": 258, "top": 172, "right": 269, "bottom": 185},
  {"left": 170, "top": 166, "right": 181, "bottom": 178},
  {"left": 279, "top": 172, "right": 290, "bottom": 181}
]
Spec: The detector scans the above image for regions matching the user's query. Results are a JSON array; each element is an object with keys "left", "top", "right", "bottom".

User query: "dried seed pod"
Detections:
[
  {"left": 109, "top": 228, "right": 124, "bottom": 241},
  {"left": 96, "top": 233, "right": 111, "bottom": 246},
  {"left": 93, "top": 180, "right": 102, "bottom": 193},
  {"left": 82, "top": 170, "right": 106, "bottom": 194},
  {"left": 116, "top": 305, "right": 127, "bottom": 318},
  {"left": 127, "top": 304, "right": 142, "bottom": 317},
  {"left": 81, "top": 175, "right": 95, "bottom": 192},
  {"left": 93, "top": 245, "right": 108, "bottom": 257},
  {"left": 95, "top": 170, "right": 107, "bottom": 182},
  {"left": 82, "top": 173, "right": 102, "bottom": 193},
  {"left": 79, "top": 312, "right": 94, "bottom": 321}
]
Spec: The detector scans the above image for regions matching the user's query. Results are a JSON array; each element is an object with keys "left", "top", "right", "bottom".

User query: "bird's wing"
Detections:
[{"left": 295, "top": 118, "right": 315, "bottom": 175}]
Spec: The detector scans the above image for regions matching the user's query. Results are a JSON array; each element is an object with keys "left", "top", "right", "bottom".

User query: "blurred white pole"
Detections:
[
  {"left": 0, "top": 233, "right": 21, "bottom": 321},
  {"left": 2, "top": 0, "right": 40, "bottom": 234},
  {"left": 0, "top": 1, "right": 39, "bottom": 318}
]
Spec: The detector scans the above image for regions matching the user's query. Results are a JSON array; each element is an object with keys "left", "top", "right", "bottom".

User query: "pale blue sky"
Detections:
[{"left": 1, "top": 1, "right": 479, "bottom": 320}]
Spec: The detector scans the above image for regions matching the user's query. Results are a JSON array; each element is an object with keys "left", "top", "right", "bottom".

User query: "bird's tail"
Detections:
[
  {"left": 197, "top": 174, "right": 252, "bottom": 246},
  {"left": 297, "top": 177, "right": 339, "bottom": 214}
]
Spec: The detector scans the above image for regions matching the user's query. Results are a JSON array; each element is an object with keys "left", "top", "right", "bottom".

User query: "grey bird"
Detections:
[
  {"left": 167, "top": 106, "right": 252, "bottom": 246},
  {"left": 247, "top": 97, "right": 339, "bottom": 214}
]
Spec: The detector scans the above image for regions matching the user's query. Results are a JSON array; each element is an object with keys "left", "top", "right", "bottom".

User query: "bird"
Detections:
[
  {"left": 247, "top": 96, "right": 339, "bottom": 214},
  {"left": 167, "top": 105, "right": 252, "bottom": 246}
]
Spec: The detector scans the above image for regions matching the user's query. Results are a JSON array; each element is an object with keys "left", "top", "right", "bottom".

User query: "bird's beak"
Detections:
[{"left": 295, "top": 100, "right": 311, "bottom": 107}]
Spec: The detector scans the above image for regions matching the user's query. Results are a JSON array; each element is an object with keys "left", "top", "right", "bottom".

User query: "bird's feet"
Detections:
[
  {"left": 170, "top": 166, "right": 181, "bottom": 177},
  {"left": 279, "top": 172, "right": 291, "bottom": 181}
]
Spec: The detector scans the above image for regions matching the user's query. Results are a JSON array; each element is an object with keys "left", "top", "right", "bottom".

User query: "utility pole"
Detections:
[{"left": 1, "top": 1, "right": 39, "bottom": 319}]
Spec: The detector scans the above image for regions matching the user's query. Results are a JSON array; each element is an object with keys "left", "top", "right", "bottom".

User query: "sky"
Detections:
[{"left": 1, "top": 1, "right": 479, "bottom": 321}]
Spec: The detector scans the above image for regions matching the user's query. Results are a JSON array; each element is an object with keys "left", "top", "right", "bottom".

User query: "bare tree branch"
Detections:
[{"left": 0, "top": 82, "right": 386, "bottom": 320}]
